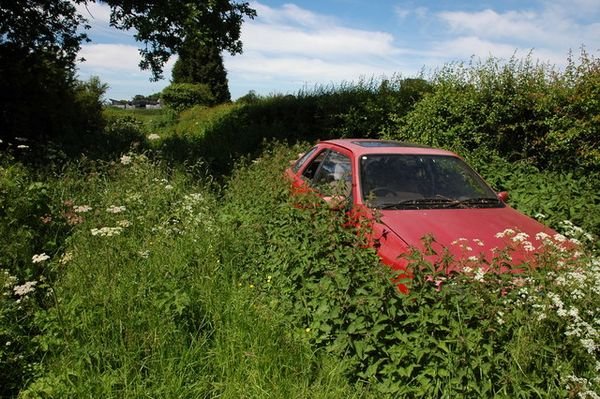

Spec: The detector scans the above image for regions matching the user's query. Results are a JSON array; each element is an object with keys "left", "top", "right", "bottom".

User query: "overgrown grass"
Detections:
[{"left": 2, "top": 152, "right": 360, "bottom": 398}]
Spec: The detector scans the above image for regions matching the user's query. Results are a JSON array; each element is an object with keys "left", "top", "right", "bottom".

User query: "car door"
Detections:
[{"left": 288, "top": 145, "right": 354, "bottom": 204}]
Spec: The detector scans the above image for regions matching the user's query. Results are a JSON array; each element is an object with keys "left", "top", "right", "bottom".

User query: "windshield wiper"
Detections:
[
  {"left": 378, "top": 198, "right": 452, "bottom": 210},
  {"left": 452, "top": 197, "right": 502, "bottom": 208},
  {"left": 377, "top": 197, "right": 501, "bottom": 210},
  {"left": 433, "top": 196, "right": 502, "bottom": 208}
]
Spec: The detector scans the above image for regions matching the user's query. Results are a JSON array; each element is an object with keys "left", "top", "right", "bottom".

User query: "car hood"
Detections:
[{"left": 379, "top": 206, "right": 554, "bottom": 260}]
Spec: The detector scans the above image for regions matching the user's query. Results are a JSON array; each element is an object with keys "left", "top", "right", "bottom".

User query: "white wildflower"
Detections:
[
  {"left": 106, "top": 205, "right": 126, "bottom": 214},
  {"left": 59, "top": 252, "right": 73, "bottom": 265},
  {"left": 522, "top": 241, "right": 536, "bottom": 252},
  {"left": 512, "top": 232, "right": 530, "bottom": 242},
  {"left": 120, "top": 155, "right": 132, "bottom": 165},
  {"left": 535, "top": 232, "right": 551, "bottom": 241},
  {"left": 13, "top": 281, "right": 38, "bottom": 296},
  {"left": 164, "top": 184, "right": 174, "bottom": 190},
  {"left": 495, "top": 228, "right": 515, "bottom": 238},
  {"left": 73, "top": 205, "right": 92, "bottom": 213},
  {"left": 3, "top": 272, "right": 17, "bottom": 289},
  {"left": 147, "top": 133, "right": 160, "bottom": 140},
  {"left": 91, "top": 227, "right": 123, "bottom": 237},
  {"left": 473, "top": 268, "right": 485, "bottom": 282},
  {"left": 580, "top": 339, "right": 596, "bottom": 354},
  {"left": 537, "top": 312, "right": 547, "bottom": 321},
  {"left": 117, "top": 219, "right": 131, "bottom": 228},
  {"left": 553, "top": 233, "right": 567, "bottom": 242},
  {"left": 473, "top": 239, "right": 485, "bottom": 247},
  {"left": 32, "top": 253, "right": 50, "bottom": 263},
  {"left": 468, "top": 256, "right": 478, "bottom": 262}
]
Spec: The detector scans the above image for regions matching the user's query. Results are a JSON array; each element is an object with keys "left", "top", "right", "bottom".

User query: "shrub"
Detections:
[
  {"left": 161, "top": 83, "right": 215, "bottom": 111},
  {"left": 387, "top": 51, "right": 599, "bottom": 173}
]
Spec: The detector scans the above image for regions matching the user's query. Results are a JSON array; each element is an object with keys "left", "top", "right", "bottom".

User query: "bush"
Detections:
[
  {"left": 387, "top": 51, "right": 599, "bottom": 173},
  {"left": 161, "top": 83, "right": 215, "bottom": 111}
]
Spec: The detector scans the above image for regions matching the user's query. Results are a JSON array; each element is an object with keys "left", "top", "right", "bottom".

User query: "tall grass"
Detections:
[{"left": 1, "top": 152, "right": 359, "bottom": 398}]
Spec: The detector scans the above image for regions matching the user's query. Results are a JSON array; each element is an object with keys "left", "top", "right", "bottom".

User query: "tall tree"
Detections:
[
  {"left": 0, "top": 0, "right": 255, "bottom": 141},
  {"left": 172, "top": 39, "right": 231, "bottom": 103},
  {"left": 0, "top": 0, "right": 256, "bottom": 80}
]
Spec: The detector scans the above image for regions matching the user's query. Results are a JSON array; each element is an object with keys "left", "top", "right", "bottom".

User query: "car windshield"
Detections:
[{"left": 360, "top": 154, "right": 502, "bottom": 209}]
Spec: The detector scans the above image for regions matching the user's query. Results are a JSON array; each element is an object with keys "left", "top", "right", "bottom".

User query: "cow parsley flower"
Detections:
[
  {"left": 553, "top": 233, "right": 567, "bottom": 242},
  {"left": 535, "top": 232, "right": 551, "bottom": 241},
  {"left": 522, "top": 241, "right": 535, "bottom": 252},
  {"left": 495, "top": 228, "right": 515, "bottom": 238},
  {"left": 117, "top": 219, "right": 131, "bottom": 228},
  {"left": 106, "top": 205, "right": 126, "bottom": 214},
  {"left": 91, "top": 227, "right": 123, "bottom": 237},
  {"left": 32, "top": 253, "right": 50, "bottom": 263},
  {"left": 120, "top": 155, "right": 132, "bottom": 165},
  {"left": 147, "top": 133, "right": 160, "bottom": 140},
  {"left": 474, "top": 268, "right": 485, "bottom": 282},
  {"left": 73, "top": 205, "right": 92, "bottom": 213},
  {"left": 511, "top": 232, "right": 530, "bottom": 242},
  {"left": 13, "top": 281, "right": 37, "bottom": 296}
]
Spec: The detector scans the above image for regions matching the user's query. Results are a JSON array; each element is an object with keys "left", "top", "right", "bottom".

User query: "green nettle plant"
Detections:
[{"left": 223, "top": 145, "right": 599, "bottom": 397}]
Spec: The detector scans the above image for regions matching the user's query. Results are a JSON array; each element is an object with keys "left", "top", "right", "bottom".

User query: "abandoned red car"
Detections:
[{"left": 286, "top": 139, "right": 559, "bottom": 284}]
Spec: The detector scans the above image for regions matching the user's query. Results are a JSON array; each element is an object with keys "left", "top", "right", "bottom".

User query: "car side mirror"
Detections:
[{"left": 497, "top": 191, "right": 509, "bottom": 202}]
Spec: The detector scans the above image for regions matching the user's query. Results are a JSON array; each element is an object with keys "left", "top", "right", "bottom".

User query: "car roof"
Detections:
[{"left": 320, "top": 139, "right": 458, "bottom": 157}]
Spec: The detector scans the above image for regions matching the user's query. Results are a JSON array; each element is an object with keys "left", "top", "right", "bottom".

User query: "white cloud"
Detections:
[
  {"left": 242, "top": 24, "right": 396, "bottom": 58},
  {"left": 437, "top": 7, "right": 599, "bottom": 56},
  {"left": 78, "top": 44, "right": 143, "bottom": 72},
  {"left": 76, "top": 2, "right": 112, "bottom": 25},
  {"left": 430, "top": 36, "right": 528, "bottom": 60},
  {"left": 439, "top": 10, "right": 542, "bottom": 40},
  {"left": 224, "top": 2, "right": 416, "bottom": 97}
]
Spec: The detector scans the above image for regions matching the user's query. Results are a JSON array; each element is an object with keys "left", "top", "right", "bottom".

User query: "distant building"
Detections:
[{"left": 109, "top": 99, "right": 161, "bottom": 109}]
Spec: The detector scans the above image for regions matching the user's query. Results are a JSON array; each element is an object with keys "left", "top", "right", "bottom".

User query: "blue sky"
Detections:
[{"left": 75, "top": 0, "right": 600, "bottom": 100}]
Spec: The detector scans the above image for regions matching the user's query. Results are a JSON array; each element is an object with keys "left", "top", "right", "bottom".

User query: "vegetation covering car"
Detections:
[{"left": 286, "top": 139, "right": 560, "bottom": 284}]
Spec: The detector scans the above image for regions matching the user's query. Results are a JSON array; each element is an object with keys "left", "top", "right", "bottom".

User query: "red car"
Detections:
[{"left": 286, "top": 139, "right": 559, "bottom": 286}]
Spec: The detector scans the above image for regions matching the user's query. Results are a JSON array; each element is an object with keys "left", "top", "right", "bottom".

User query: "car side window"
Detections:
[
  {"left": 292, "top": 146, "right": 318, "bottom": 173},
  {"left": 302, "top": 150, "right": 328, "bottom": 181},
  {"left": 312, "top": 151, "right": 352, "bottom": 196}
]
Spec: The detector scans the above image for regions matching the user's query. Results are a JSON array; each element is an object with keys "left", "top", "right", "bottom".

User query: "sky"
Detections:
[{"left": 75, "top": 0, "right": 600, "bottom": 101}]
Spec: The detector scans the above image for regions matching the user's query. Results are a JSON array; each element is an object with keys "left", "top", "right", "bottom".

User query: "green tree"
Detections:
[
  {"left": 1, "top": 0, "right": 256, "bottom": 80},
  {"left": 172, "top": 39, "right": 231, "bottom": 103},
  {"left": 0, "top": 0, "right": 255, "bottom": 142}
]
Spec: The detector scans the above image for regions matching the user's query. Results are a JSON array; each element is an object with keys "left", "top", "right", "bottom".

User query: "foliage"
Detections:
[
  {"left": 161, "top": 82, "right": 215, "bottom": 111},
  {"left": 0, "top": 0, "right": 88, "bottom": 68},
  {"left": 465, "top": 149, "right": 600, "bottom": 245},
  {"left": 0, "top": 45, "right": 75, "bottom": 143},
  {"left": 172, "top": 38, "right": 231, "bottom": 103},
  {"left": 158, "top": 78, "right": 432, "bottom": 176},
  {"left": 0, "top": 0, "right": 256, "bottom": 80},
  {"left": 102, "top": 0, "right": 256, "bottom": 80},
  {"left": 387, "top": 51, "right": 599, "bottom": 173},
  {"left": 2, "top": 151, "right": 358, "bottom": 398}
]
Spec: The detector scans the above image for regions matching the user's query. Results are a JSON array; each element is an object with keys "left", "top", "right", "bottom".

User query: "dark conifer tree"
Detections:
[{"left": 172, "top": 39, "right": 231, "bottom": 104}]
